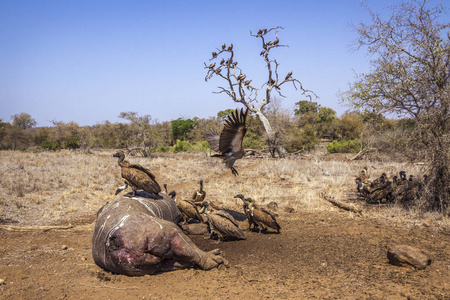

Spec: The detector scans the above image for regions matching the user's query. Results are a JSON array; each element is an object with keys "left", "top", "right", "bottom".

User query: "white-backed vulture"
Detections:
[
  {"left": 199, "top": 201, "right": 246, "bottom": 241},
  {"left": 169, "top": 191, "right": 204, "bottom": 223},
  {"left": 234, "top": 194, "right": 257, "bottom": 230},
  {"left": 192, "top": 179, "right": 206, "bottom": 205},
  {"left": 113, "top": 151, "right": 161, "bottom": 196},
  {"left": 206, "top": 108, "right": 248, "bottom": 176},
  {"left": 235, "top": 195, "right": 280, "bottom": 233}
]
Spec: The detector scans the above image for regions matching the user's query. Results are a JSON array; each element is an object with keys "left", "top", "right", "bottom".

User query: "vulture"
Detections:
[
  {"left": 192, "top": 179, "right": 206, "bottom": 205},
  {"left": 366, "top": 181, "right": 393, "bottom": 204},
  {"left": 399, "top": 170, "right": 407, "bottom": 181},
  {"left": 359, "top": 166, "right": 370, "bottom": 182},
  {"left": 234, "top": 194, "right": 257, "bottom": 230},
  {"left": 112, "top": 151, "right": 161, "bottom": 197},
  {"left": 206, "top": 108, "right": 249, "bottom": 176},
  {"left": 169, "top": 191, "right": 204, "bottom": 224},
  {"left": 370, "top": 173, "right": 388, "bottom": 191},
  {"left": 355, "top": 177, "right": 371, "bottom": 196},
  {"left": 285, "top": 71, "right": 292, "bottom": 80},
  {"left": 199, "top": 201, "right": 246, "bottom": 241},
  {"left": 234, "top": 194, "right": 280, "bottom": 233}
]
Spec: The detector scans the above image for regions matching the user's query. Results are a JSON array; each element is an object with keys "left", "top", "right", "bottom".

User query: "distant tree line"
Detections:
[{"left": 0, "top": 104, "right": 420, "bottom": 160}]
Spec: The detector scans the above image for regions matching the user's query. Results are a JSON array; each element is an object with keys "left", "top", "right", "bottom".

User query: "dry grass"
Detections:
[{"left": 0, "top": 150, "right": 448, "bottom": 229}]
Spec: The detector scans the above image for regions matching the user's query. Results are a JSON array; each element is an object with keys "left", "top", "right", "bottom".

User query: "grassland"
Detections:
[{"left": 0, "top": 149, "right": 447, "bottom": 228}]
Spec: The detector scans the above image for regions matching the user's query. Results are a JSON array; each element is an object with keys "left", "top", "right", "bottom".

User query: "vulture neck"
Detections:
[
  {"left": 116, "top": 154, "right": 126, "bottom": 167},
  {"left": 200, "top": 205, "right": 210, "bottom": 215}
]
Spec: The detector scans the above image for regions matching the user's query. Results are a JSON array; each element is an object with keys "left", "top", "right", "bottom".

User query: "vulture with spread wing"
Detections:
[
  {"left": 113, "top": 151, "right": 161, "bottom": 196},
  {"left": 206, "top": 108, "right": 248, "bottom": 176}
]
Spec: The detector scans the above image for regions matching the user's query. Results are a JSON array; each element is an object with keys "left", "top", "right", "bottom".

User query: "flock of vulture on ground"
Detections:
[
  {"left": 355, "top": 167, "right": 428, "bottom": 206},
  {"left": 112, "top": 108, "right": 280, "bottom": 242}
]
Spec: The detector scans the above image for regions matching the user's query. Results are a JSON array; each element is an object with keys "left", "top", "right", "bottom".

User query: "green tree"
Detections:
[
  {"left": 187, "top": 116, "right": 222, "bottom": 144},
  {"left": 217, "top": 109, "right": 235, "bottom": 121},
  {"left": 336, "top": 111, "right": 364, "bottom": 140},
  {"left": 342, "top": 0, "right": 450, "bottom": 213},
  {"left": 11, "top": 113, "right": 36, "bottom": 129},
  {"left": 34, "top": 127, "right": 60, "bottom": 151},
  {"left": 0, "top": 119, "right": 10, "bottom": 148},
  {"left": 2, "top": 113, "right": 37, "bottom": 149},
  {"left": 171, "top": 118, "right": 194, "bottom": 141},
  {"left": 294, "top": 100, "right": 337, "bottom": 140}
]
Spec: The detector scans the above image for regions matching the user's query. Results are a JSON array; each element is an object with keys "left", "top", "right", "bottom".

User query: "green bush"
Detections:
[
  {"left": 64, "top": 136, "right": 80, "bottom": 149},
  {"left": 41, "top": 140, "right": 61, "bottom": 151},
  {"left": 154, "top": 144, "right": 171, "bottom": 153},
  {"left": 194, "top": 140, "right": 211, "bottom": 152},
  {"left": 173, "top": 139, "right": 193, "bottom": 153},
  {"left": 327, "top": 139, "right": 361, "bottom": 153}
]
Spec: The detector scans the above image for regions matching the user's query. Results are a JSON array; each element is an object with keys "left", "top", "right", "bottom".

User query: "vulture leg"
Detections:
[{"left": 231, "top": 166, "right": 239, "bottom": 176}]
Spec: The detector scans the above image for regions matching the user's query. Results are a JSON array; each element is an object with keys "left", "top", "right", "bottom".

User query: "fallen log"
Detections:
[
  {"left": 0, "top": 223, "right": 94, "bottom": 232},
  {"left": 320, "top": 193, "right": 363, "bottom": 215},
  {"left": 348, "top": 147, "right": 374, "bottom": 161}
]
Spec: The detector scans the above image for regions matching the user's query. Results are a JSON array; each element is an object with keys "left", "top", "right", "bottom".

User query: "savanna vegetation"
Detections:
[
  {"left": 0, "top": 0, "right": 448, "bottom": 216},
  {"left": 0, "top": 1, "right": 449, "bottom": 298}
]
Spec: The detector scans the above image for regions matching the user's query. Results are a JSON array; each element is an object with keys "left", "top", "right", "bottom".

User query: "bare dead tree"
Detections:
[{"left": 204, "top": 26, "right": 316, "bottom": 158}]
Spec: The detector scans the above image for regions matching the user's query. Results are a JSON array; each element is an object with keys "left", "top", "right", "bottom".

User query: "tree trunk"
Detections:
[{"left": 253, "top": 110, "right": 288, "bottom": 158}]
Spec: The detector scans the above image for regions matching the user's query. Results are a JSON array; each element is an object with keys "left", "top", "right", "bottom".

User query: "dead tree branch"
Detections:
[
  {"left": 320, "top": 193, "right": 363, "bottom": 215},
  {"left": 204, "top": 26, "right": 317, "bottom": 158}
]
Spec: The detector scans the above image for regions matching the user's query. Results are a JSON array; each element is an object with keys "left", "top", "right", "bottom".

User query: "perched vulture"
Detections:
[
  {"left": 112, "top": 151, "right": 161, "bottom": 196},
  {"left": 235, "top": 195, "right": 280, "bottom": 233},
  {"left": 206, "top": 108, "right": 248, "bottom": 176},
  {"left": 192, "top": 179, "right": 206, "bottom": 205},
  {"left": 169, "top": 191, "right": 204, "bottom": 224},
  {"left": 359, "top": 166, "right": 370, "bottom": 182},
  {"left": 234, "top": 194, "right": 257, "bottom": 231},
  {"left": 200, "top": 201, "right": 246, "bottom": 241}
]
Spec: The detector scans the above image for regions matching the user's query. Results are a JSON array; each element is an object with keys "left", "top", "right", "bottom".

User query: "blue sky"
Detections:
[{"left": 0, "top": 0, "right": 443, "bottom": 127}]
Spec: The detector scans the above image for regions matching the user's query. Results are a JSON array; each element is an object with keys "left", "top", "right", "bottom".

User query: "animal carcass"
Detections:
[{"left": 92, "top": 191, "right": 226, "bottom": 276}]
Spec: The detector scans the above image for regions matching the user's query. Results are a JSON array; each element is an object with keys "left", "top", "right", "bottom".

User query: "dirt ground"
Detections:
[{"left": 1, "top": 207, "right": 449, "bottom": 299}]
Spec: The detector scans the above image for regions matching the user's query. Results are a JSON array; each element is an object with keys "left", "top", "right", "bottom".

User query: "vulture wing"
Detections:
[
  {"left": 252, "top": 207, "right": 281, "bottom": 231},
  {"left": 122, "top": 164, "right": 161, "bottom": 194},
  {"left": 205, "top": 129, "right": 221, "bottom": 153},
  {"left": 219, "top": 108, "right": 248, "bottom": 155},
  {"left": 208, "top": 213, "right": 246, "bottom": 240},
  {"left": 215, "top": 210, "right": 240, "bottom": 227},
  {"left": 128, "top": 163, "right": 157, "bottom": 181}
]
